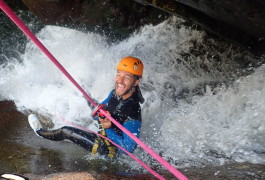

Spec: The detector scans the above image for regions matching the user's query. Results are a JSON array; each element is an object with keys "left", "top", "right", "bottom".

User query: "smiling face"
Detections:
[{"left": 115, "top": 70, "right": 140, "bottom": 98}]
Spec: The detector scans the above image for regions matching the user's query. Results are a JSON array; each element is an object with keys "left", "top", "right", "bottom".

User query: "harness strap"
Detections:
[
  {"left": 92, "top": 130, "right": 116, "bottom": 157},
  {"left": 102, "top": 130, "right": 116, "bottom": 157},
  {"left": 91, "top": 139, "right": 99, "bottom": 154}
]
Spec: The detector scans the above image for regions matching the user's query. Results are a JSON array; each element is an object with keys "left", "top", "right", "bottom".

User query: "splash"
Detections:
[
  {"left": 0, "top": 17, "right": 264, "bottom": 167},
  {"left": 157, "top": 67, "right": 265, "bottom": 165}
]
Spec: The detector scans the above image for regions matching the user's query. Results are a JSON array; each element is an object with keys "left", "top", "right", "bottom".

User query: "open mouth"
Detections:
[{"left": 116, "top": 83, "right": 126, "bottom": 93}]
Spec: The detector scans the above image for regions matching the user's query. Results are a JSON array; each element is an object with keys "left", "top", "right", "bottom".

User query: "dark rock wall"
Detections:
[
  {"left": 136, "top": 0, "right": 265, "bottom": 54},
  {"left": 176, "top": 0, "right": 265, "bottom": 38},
  {"left": 21, "top": 0, "right": 169, "bottom": 39},
  {"left": 2, "top": 0, "right": 265, "bottom": 53}
]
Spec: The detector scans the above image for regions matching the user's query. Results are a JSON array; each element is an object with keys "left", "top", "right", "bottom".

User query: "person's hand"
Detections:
[{"left": 99, "top": 111, "right": 112, "bottom": 129}]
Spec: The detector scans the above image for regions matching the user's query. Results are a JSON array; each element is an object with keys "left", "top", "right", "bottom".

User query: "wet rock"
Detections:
[
  {"left": 0, "top": 100, "right": 264, "bottom": 179},
  {"left": 30, "top": 172, "right": 96, "bottom": 180},
  {"left": 16, "top": 0, "right": 265, "bottom": 54},
  {"left": 20, "top": 0, "right": 169, "bottom": 40},
  {"left": 26, "top": 171, "right": 159, "bottom": 180},
  {"left": 136, "top": 0, "right": 265, "bottom": 54}
]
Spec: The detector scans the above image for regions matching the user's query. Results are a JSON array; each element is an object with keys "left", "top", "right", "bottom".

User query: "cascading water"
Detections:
[{"left": 0, "top": 15, "right": 264, "bottom": 171}]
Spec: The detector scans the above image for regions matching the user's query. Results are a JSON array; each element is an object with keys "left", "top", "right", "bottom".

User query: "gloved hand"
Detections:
[{"left": 98, "top": 111, "right": 112, "bottom": 129}]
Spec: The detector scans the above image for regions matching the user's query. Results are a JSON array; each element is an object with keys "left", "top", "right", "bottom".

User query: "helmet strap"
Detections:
[
  {"left": 124, "top": 86, "right": 135, "bottom": 96},
  {"left": 115, "top": 86, "right": 136, "bottom": 100}
]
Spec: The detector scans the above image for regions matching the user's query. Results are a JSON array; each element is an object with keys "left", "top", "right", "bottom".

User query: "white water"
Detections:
[{"left": 0, "top": 17, "right": 264, "bottom": 168}]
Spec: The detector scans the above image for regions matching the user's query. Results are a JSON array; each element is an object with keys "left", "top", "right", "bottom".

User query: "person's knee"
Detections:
[
  {"left": 61, "top": 127, "right": 75, "bottom": 137},
  {"left": 37, "top": 128, "right": 64, "bottom": 140}
]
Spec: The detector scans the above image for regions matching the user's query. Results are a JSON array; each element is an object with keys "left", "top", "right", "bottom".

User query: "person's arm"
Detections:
[{"left": 105, "top": 120, "right": 141, "bottom": 153}]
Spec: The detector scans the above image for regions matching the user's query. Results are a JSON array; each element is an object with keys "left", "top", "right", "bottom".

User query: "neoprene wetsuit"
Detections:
[{"left": 36, "top": 88, "right": 143, "bottom": 156}]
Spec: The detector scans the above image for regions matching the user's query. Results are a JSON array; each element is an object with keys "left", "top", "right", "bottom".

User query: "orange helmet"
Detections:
[{"left": 116, "top": 57, "right": 144, "bottom": 76}]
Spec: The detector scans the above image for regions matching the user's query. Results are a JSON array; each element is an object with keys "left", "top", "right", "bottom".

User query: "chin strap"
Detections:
[
  {"left": 118, "top": 86, "right": 136, "bottom": 98},
  {"left": 117, "top": 86, "right": 145, "bottom": 104}
]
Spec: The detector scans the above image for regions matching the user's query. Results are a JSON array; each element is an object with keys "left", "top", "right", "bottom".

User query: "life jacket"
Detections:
[{"left": 91, "top": 87, "right": 144, "bottom": 157}]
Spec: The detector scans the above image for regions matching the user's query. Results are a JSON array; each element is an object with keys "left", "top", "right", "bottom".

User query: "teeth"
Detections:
[{"left": 118, "top": 84, "right": 124, "bottom": 88}]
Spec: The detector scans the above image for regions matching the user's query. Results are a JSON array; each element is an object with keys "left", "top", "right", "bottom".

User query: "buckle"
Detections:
[{"left": 91, "top": 104, "right": 105, "bottom": 117}]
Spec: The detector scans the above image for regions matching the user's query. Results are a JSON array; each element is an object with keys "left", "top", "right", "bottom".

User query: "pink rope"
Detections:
[
  {"left": 57, "top": 116, "right": 166, "bottom": 180},
  {"left": 99, "top": 109, "right": 189, "bottom": 180},
  {"left": 0, "top": 1, "right": 189, "bottom": 179}
]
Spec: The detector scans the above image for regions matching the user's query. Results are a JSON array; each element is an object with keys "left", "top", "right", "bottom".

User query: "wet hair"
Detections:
[{"left": 134, "top": 75, "right": 142, "bottom": 80}]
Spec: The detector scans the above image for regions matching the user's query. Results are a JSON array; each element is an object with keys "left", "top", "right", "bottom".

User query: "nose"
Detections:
[{"left": 116, "top": 75, "right": 124, "bottom": 83}]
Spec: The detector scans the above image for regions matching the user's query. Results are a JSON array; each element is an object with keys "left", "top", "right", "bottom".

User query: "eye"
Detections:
[{"left": 124, "top": 75, "right": 132, "bottom": 80}]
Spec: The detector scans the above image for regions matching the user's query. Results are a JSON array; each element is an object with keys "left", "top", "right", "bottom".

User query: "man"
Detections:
[{"left": 28, "top": 57, "right": 144, "bottom": 157}]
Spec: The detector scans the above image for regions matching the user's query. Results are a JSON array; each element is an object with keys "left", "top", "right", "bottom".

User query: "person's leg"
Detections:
[
  {"left": 36, "top": 126, "right": 97, "bottom": 151},
  {"left": 28, "top": 114, "right": 97, "bottom": 151}
]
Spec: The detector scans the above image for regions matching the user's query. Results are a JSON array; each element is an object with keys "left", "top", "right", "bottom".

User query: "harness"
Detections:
[{"left": 91, "top": 122, "right": 116, "bottom": 157}]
